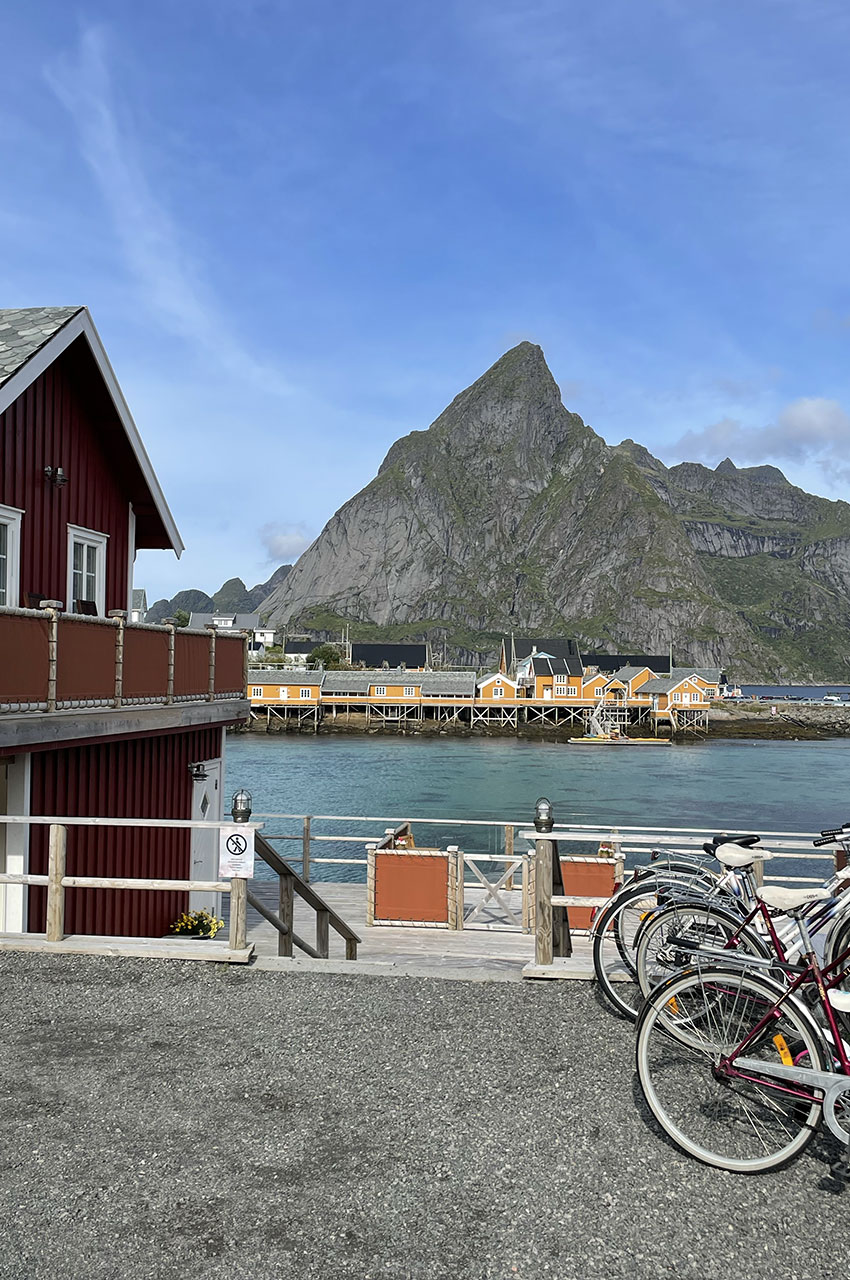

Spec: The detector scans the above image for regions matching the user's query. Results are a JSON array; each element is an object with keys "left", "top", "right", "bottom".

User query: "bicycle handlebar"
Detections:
[{"left": 819, "top": 823, "right": 850, "bottom": 839}]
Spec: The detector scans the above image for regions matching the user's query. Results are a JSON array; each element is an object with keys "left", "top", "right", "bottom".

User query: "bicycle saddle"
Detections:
[
  {"left": 714, "top": 847, "right": 774, "bottom": 868},
  {"left": 706, "top": 833, "right": 761, "bottom": 850},
  {"left": 757, "top": 885, "right": 830, "bottom": 913}
]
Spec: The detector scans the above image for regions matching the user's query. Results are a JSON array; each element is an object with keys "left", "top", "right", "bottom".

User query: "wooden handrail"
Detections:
[
  {"left": 254, "top": 831, "right": 360, "bottom": 959},
  {"left": 245, "top": 888, "right": 320, "bottom": 959}
]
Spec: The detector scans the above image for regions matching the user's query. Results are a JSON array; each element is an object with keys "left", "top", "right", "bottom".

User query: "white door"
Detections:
[
  {"left": 190, "top": 760, "right": 222, "bottom": 915},
  {"left": 0, "top": 755, "right": 30, "bottom": 932}
]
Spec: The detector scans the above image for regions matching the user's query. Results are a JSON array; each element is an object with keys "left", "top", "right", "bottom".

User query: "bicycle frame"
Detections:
[{"left": 712, "top": 942, "right": 850, "bottom": 1143}]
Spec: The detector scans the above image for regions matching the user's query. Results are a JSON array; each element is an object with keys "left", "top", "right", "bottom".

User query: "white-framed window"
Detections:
[
  {"left": 374, "top": 685, "right": 387, "bottom": 696},
  {"left": 673, "top": 692, "right": 682, "bottom": 703},
  {"left": 0, "top": 504, "right": 23, "bottom": 608},
  {"left": 251, "top": 686, "right": 263, "bottom": 698},
  {"left": 300, "top": 687, "right": 312, "bottom": 699},
  {"left": 403, "top": 686, "right": 416, "bottom": 697},
  {"left": 492, "top": 686, "right": 504, "bottom": 699},
  {"left": 554, "top": 673, "right": 567, "bottom": 684},
  {"left": 67, "top": 524, "right": 108, "bottom": 614}
]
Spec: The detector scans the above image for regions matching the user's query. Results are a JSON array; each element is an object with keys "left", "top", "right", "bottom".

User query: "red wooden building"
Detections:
[{"left": 0, "top": 307, "right": 249, "bottom": 938}]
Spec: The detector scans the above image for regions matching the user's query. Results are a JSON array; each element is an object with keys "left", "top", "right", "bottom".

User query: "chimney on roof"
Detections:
[{"left": 531, "top": 645, "right": 537, "bottom": 654}]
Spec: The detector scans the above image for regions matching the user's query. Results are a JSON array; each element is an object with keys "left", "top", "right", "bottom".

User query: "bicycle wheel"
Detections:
[
  {"left": 635, "top": 902, "right": 771, "bottom": 1001},
  {"left": 592, "top": 882, "right": 663, "bottom": 1019},
  {"left": 636, "top": 967, "right": 826, "bottom": 1173},
  {"left": 823, "top": 913, "right": 850, "bottom": 992},
  {"left": 593, "top": 875, "right": 736, "bottom": 1020}
]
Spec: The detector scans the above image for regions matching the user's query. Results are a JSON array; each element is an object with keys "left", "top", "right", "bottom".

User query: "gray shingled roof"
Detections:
[
  {"left": 322, "top": 669, "right": 421, "bottom": 693},
  {"left": 642, "top": 676, "right": 695, "bottom": 694},
  {"left": 671, "top": 666, "right": 723, "bottom": 683},
  {"left": 420, "top": 672, "right": 476, "bottom": 695},
  {"left": 321, "top": 669, "right": 477, "bottom": 696},
  {"left": 322, "top": 671, "right": 378, "bottom": 693},
  {"left": 606, "top": 665, "right": 652, "bottom": 686},
  {"left": 0, "top": 307, "right": 84, "bottom": 386},
  {"left": 248, "top": 669, "right": 324, "bottom": 686}
]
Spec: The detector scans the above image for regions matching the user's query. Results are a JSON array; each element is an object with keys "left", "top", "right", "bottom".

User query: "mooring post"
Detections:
[
  {"left": 534, "top": 837, "right": 553, "bottom": 966},
  {"left": 45, "top": 823, "right": 67, "bottom": 943}
]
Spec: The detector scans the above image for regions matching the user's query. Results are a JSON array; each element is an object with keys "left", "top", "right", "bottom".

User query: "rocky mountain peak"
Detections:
[
  {"left": 258, "top": 344, "right": 850, "bottom": 678},
  {"left": 377, "top": 341, "right": 589, "bottom": 480}
]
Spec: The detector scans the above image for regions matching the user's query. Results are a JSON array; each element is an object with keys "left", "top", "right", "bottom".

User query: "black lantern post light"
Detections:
[
  {"left": 231, "top": 788, "right": 253, "bottom": 823},
  {"left": 534, "top": 796, "right": 554, "bottom": 833}
]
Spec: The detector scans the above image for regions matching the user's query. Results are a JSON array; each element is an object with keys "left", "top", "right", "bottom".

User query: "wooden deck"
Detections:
[
  {"left": 0, "top": 933, "right": 254, "bottom": 963},
  {"left": 240, "top": 880, "right": 594, "bottom": 980}
]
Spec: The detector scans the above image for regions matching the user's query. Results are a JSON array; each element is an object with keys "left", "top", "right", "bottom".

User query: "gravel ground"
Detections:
[{"left": 0, "top": 954, "right": 848, "bottom": 1280}]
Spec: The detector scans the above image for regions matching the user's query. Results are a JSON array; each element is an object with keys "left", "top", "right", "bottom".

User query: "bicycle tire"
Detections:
[
  {"left": 636, "top": 967, "right": 826, "bottom": 1173},
  {"left": 823, "top": 912, "right": 850, "bottom": 990},
  {"left": 593, "top": 873, "right": 739, "bottom": 1021},
  {"left": 592, "top": 881, "right": 670, "bottom": 1019},
  {"left": 635, "top": 902, "right": 772, "bottom": 1001}
]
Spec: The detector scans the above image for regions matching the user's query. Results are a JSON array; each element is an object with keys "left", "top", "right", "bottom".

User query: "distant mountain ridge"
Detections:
[
  {"left": 256, "top": 343, "right": 850, "bottom": 680},
  {"left": 146, "top": 564, "right": 292, "bottom": 624}
]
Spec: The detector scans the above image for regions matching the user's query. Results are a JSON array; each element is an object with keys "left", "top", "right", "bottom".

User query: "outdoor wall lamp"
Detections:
[
  {"left": 231, "top": 788, "right": 253, "bottom": 823},
  {"left": 188, "top": 762, "right": 208, "bottom": 782},
  {"left": 534, "top": 796, "right": 554, "bottom": 833},
  {"left": 43, "top": 465, "right": 68, "bottom": 487}
]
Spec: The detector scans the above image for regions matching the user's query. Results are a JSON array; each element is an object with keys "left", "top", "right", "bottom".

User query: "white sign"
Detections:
[{"left": 218, "top": 826, "right": 255, "bottom": 878}]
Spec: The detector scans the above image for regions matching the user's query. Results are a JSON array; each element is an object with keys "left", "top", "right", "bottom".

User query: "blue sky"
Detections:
[{"left": 3, "top": 1, "right": 850, "bottom": 599}]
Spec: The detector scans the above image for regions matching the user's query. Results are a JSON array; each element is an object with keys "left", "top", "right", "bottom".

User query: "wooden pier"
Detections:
[{"left": 235, "top": 879, "right": 594, "bottom": 980}]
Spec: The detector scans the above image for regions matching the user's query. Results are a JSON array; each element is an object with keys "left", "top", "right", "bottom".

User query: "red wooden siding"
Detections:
[
  {"left": 0, "top": 341, "right": 131, "bottom": 610},
  {"left": 27, "top": 725, "right": 223, "bottom": 938}
]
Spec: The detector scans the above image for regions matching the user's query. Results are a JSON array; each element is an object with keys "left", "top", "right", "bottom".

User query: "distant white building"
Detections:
[
  {"left": 189, "top": 611, "right": 272, "bottom": 655},
  {"left": 130, "top": 589, "right": 147, "bottom": 623}
]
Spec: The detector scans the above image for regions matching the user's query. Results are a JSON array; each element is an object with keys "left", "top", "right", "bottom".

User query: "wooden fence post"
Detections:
[
  {"left": 109, "top": 612, "right": 126, "bottom": 707},
  {"left": 504, "top": 824, "right": 515, "bottom": 890},
  {"left": 46, "top": 823, "right": 67, "bottom": 942},
  {"left": 166, "top": 624, "right": 175, "bottom": 704},
  {"left": 207, "top": 626, "right": 216, "bottom": 702},
  {"left": 316, "top": 909, "right": 329, "bottom": 958},
  {"left": 229, "top": 878, "right": 247, "bottom": 950},
  {"left": 366, "top": 844, "right": 376, "bottom": 925},
  {"left": 45, "top": 604, "right": 60, "bottom": 713},
  {"left": 278, "top": 869, "right": 294, "bottom": 957},
  {"left": 302, "top": 815, "right": 311, "bottom": 882},
  {"left": 535, "top": 837, "right": 553, "bottom": 966}
]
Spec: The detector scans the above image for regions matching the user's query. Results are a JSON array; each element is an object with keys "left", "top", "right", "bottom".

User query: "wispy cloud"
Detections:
[
  {"left": 259, "top": 521, "right": 311, "bottom": 563},
  {"left": 44, "top": 24, "right": 290, "bottom": 395},
  {"left": 671, "top": 397, "right": 850, "bottom": 484}
]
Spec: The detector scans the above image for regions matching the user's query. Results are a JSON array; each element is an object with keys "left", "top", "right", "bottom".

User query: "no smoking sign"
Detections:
[{"left": 219, "top": 825, "right": 255, "bottom": 878}]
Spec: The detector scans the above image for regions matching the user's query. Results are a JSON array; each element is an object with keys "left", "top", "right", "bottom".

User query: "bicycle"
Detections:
[
  {"left": 635, "top": 886, "right": 850, "bottom": 1175},
  {"left": 633, "top": 834, "right": 850, "bottom": 1005},
  {"left": 592, "top": 834, "right": 767, "bottom": 1019}
]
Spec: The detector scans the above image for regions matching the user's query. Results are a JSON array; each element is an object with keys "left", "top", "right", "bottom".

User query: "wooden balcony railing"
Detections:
[{"left": 0, "top": 606, "right": 247, "bottom": 713}]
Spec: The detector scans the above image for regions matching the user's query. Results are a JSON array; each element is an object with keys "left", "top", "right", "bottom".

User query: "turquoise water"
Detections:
[{"left": 224, "top": 734, "right": 850, "bottom": 883}]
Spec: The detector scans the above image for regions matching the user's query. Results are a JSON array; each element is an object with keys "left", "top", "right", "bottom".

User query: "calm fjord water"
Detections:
[{"left": 225, "top": 734, "right": 850, "bottom": 883}]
